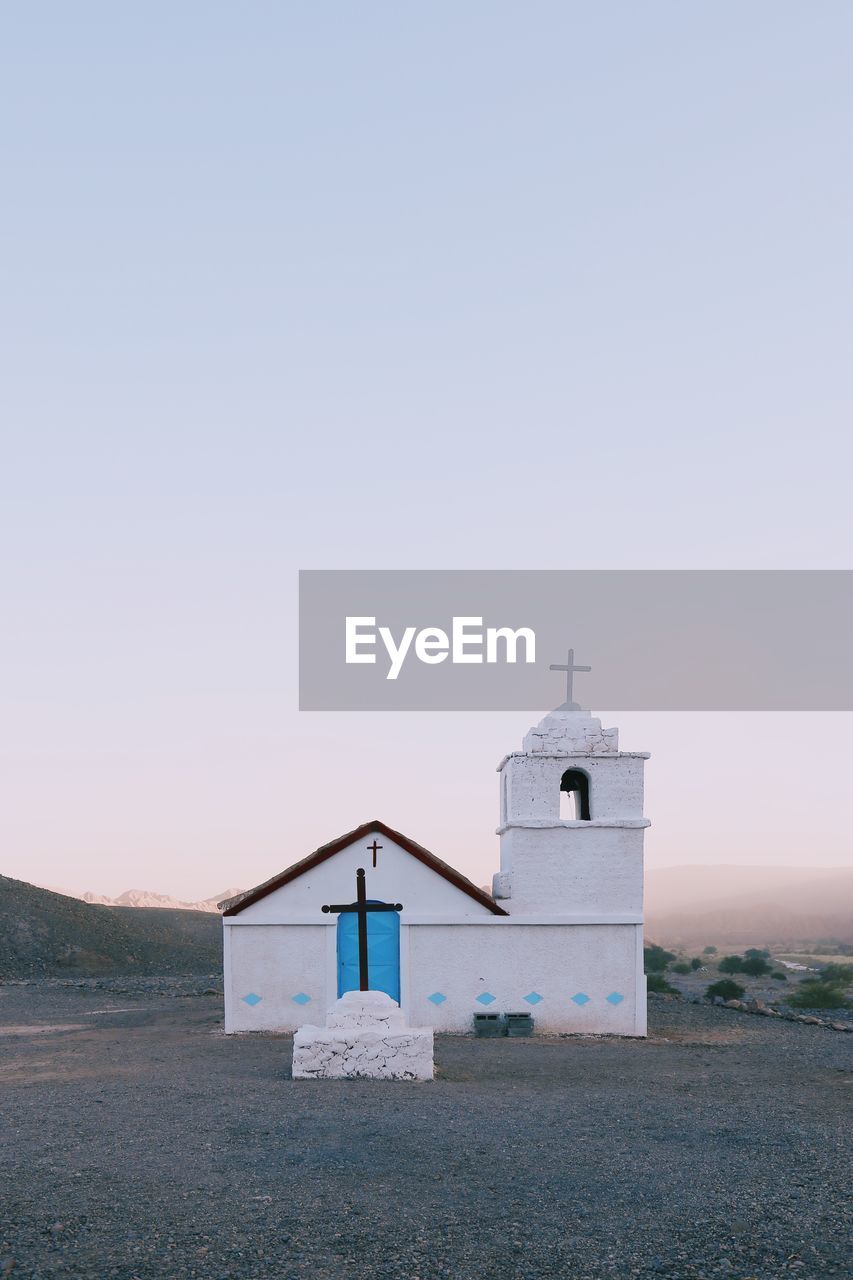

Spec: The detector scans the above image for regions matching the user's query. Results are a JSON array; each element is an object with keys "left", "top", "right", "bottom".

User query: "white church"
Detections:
[{"left": 221, "top": 692, "right": 649, "bottom": 1037}]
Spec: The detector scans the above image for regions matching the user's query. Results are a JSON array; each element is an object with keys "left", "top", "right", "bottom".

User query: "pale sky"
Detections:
[{"left": 2, "top": 4, "right": 851, "bottom": 899}]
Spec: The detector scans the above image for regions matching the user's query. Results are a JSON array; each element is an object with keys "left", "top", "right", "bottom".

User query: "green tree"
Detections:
[
  {"left": 745, "top": 948, "right": 770, "bottom": 961},
  {"left": 690, "top": 957, "right": 703, "bottom": 970},
  {"left": 702, "top": 946, "right": 718, "bottom": 955},
  {"left": 646, "top": 973, "right": 678, "bottom": 995},
  {"left": 718, "top": 955, "right": 745, "bottom": 974},
  {"left": 789, "top": 980, "right": 850, "bottom": 1010},
  {"left": 644, "top": 944, "right": 676, "bottom": 973},
  {"left": 819, "top": 963, "right": 853, "bottom": 986},
  {"left": 741, "top": 956, "right": 771, "bottom": 976},
  {"left": 706, "top": 979, "right": 745, "bottom": 1002},
  {"left": 672, "top": 961, "right": 691, "bottom": 974}
]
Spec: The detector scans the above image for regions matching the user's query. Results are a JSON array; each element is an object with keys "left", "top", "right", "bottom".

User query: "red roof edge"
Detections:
[{"left": 221, "top": 819, "right": 508, "bottom": 917}]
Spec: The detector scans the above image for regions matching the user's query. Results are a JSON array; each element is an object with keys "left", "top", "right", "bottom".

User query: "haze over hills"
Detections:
[{"left": 645, "top": 864, "right": 853, "bottom": 947}]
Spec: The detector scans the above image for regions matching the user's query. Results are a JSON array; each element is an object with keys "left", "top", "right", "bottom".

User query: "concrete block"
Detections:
[{"left": 292, "top": 990, "right": 434, "bottom": 1081}]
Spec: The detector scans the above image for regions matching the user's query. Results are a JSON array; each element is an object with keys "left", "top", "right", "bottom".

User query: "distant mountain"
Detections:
[
  {"left": 645, "top": 864, "right": 853, "bottom": 947},
  {"left": 0, "top": 875, "right": 222, "bottom": 979},
  {"left": 76, "top": 887, "right": 243, "bottom": 913}
]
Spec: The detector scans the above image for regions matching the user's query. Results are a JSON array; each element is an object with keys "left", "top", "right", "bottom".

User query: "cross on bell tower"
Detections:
[{"left": 549, "top": 648, "right": 591, "bottom": 710}]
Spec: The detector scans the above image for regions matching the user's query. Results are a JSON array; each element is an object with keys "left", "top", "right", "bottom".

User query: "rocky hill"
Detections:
[{"left": 0, "top": 875, "right": 221, "bottom": 979}]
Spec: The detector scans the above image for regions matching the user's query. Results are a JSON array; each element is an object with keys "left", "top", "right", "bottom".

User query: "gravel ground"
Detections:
[{"left": 0, "top": 982, "right": 850, "bottom": 1280}]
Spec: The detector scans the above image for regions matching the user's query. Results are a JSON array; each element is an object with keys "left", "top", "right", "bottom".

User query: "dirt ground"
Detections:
[{"left": 0, "top": 983, "right": 850, "bottom": 1280}]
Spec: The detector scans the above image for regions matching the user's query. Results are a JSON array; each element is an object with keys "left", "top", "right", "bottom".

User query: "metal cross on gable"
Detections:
[
  {"left": 321, "top": 868, "right": 402, "bottom": 991},
  {"left": 367, "top": 839, "right": 382, "bottom": 867},
  {"left": 549, "top": 647, "right": 591, "bottom": 708}
]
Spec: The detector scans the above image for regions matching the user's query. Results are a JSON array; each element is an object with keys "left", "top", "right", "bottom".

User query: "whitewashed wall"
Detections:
[
  {"left": 230, "top": 834, "right": 495, "bottom": 923},
  {"left": 502, "top": 752, "right": 647, "bottom": 821},
  {"left": 225, "top": 923, "right": 328, "bottom": 1031},
  {"left": 224, "top": 919, "right": 645, "bottom": 1037},
  {"left": 499, "top": 824, "right": 646, "bottom": 913},
  {"left": 407, "top": 922, "right": 645, "bottom": 1035}
]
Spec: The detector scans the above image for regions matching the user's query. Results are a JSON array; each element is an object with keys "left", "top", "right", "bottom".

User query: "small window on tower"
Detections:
[{"left": 560, "top": 768, "right": 591, "bottom": 821}]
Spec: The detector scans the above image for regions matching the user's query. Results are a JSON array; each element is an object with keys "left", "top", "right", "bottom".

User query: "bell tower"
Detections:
[{"left": 493, "top": 656, "right": 650, "bottom": 915}]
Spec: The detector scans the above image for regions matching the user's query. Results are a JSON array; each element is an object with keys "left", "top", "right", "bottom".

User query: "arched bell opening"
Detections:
[{"left": 559, "top": 767, "right": 591, "bottom": 821}]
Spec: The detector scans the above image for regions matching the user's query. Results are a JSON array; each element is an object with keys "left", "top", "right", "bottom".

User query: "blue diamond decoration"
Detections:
[
  {"left": 606, "top": 992, "right": 624, "bottom": 1005},
  {"left": 292, "top": 993, "right": 311, "bottom": 1005},
  {"left": 571, "top": 992, "right": 590, "bottom": 1006},
  {"left": 523, "top": 992, "right": 543, "bottom": 1005},
  {"left": 475, "top": 992, "right": 497, "bottom": 1005},
  {"left": 427, "top": 992, "right": 447, "bottom": 1005},
  {"left": 242, "top": 992, "right": 262, "bottom": 1006}
]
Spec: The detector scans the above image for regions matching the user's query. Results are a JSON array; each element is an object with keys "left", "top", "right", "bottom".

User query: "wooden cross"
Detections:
[
  {"left": 549, "top": 648, "right": 591, "bottom": 707},
  {"left": 367, "top": 839, "right": 382, "bottom": 868},
  {"left": 321, "top": 868, "right": 402, "bottom": 991}
]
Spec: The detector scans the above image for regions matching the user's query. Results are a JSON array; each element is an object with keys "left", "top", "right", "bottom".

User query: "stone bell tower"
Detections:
[{"left": 492, "top": 652, "right": 650, "bottom": 915}]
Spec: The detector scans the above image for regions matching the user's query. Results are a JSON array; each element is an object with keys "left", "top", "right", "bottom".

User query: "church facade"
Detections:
[{"left": 221, "top": 702, "right": 649, "bottom": 1036}]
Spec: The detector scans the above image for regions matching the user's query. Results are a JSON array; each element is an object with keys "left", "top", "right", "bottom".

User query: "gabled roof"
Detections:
[{"left": 220, "top": 819, "right": 508, "bottom": 917}]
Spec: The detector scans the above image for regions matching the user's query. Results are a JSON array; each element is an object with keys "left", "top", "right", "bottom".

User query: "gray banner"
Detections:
[{"left": 298, "top": 570, "right": 853, "bottom": 711}]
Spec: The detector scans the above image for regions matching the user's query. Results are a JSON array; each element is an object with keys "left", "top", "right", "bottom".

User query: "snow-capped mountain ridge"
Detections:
[{"left": 77, "top": 887, "right": 244, "bottom": 914}]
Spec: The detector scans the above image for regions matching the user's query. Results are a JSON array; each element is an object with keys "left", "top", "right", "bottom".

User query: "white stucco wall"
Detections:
[
  {"left": 225, "top": 923, "right": 328, "bottom": 1031},
  {"left": 407, "top": 922, "right": 645, "bottom": 1035},
  {"left": 224, "top": 919, "right": 645, "bottom": 1037},
  {"left": 230, "top": 834, "right": 494, "bottom": 923},
  {"left": 495, "top": 705, "right": 649, "bottom": 921},
  {"left": 499, "top": 824, "right": 645, "bottom": 914},
  {"left": 502, "top": 753, "right": 647, "bottom": 822}
]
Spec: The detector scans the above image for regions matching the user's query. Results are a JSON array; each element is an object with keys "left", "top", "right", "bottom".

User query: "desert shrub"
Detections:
[
  {"left": 718, "top": 955, "right": 745, "bottom": 974},
  {"left": 705, "top": 979, "right": 745, "bottom": 1002},
  {"left": 745, "top": 948, "right": 770, "bottom": 960},
  {"left": 819, "top": 963, "right": 853, "bottom": 987},
  {"left": 690, "top": 957, "right": 703, "bottom": 970},
  {"left": 702, "top": 946, "right": 718, "bottom": 955},
  {"left": 770, "top": 971, "right": 788, "bottom": 981},
  {"left": 646, "top": 973, "right": 678, "bottom": 995},
  {"left": 644, "top": 944, "right": 676, "bottom": 973},
  {"left": 672, "top": 961, "right": 691, "bottom": 974},
  {"left": 789, "top": 980, "right": 850, "bottom": 1010},
  {"left": 741, "top": 956, "right": 771, "bottom": 977}
]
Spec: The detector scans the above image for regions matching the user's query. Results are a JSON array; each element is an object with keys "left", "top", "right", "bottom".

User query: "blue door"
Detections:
[{"left": 337, "top": 903, "right": 401, "bottom": 1002}]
